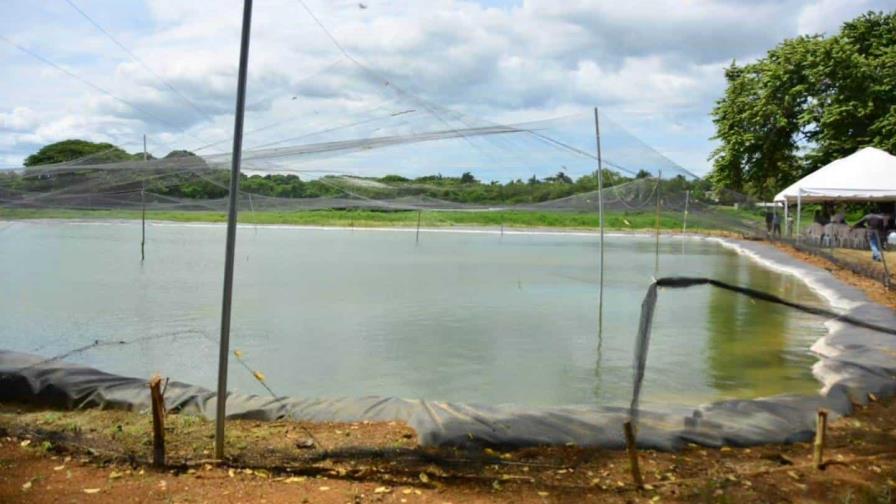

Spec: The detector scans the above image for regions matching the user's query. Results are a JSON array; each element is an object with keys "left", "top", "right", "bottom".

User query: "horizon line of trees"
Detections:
[{"left": 2, "top": 138, "right": 716, "bottom": 206}]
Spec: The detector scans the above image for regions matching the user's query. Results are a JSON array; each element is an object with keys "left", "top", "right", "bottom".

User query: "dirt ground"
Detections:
[{"left": 1, "top": 397, "right": 896, "bottom": 504}]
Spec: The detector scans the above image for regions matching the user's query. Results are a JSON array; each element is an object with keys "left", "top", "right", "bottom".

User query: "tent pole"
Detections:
[
  {"left": 796, "top": 190, "right": 802, "bottom": 244},
  {"left": 593, "top": 107, "right": 605, "bottom": 338},
  {"left": 215, "top": 0, "right": 253, "bottom": 461}
]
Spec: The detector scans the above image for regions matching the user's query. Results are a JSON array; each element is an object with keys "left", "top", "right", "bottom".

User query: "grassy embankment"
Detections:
[{"left": 0, "top": 206, "right": 762, "bottom": 231}]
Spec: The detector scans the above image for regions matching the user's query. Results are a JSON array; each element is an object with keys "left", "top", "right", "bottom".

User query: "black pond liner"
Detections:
[{"left": 2, "top": 238, "right": 895, "bottom": 451}]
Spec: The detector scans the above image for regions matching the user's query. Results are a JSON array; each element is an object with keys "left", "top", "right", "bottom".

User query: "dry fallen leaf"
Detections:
[
  {"left": 374, "top": 486, "right": 392, "bottom": 494},
  {"left": 21, "top": 481, "right": 32, "bottom": 491},
  {"left": 419, "top": 472, "right": 431, "bottom": 484},
  {"left": 53, "top": 465, "right": 65, "bottom": 471},
  {"left": 83, "top": 488, "right": 101, "bottom": 494},
  {"left": 19, "top": 440, "right": 31, "bottom": 448},
  {"left": 318, "top": 486, "right": 330, "bottom": 491},
  {"left": 537, "top": 491, "right": 549, "bottom": 497}
]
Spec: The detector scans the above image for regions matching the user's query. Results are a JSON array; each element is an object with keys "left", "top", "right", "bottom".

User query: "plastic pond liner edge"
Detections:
[{"left": 1, "top": 237, "right": 895, "bottom": 451}]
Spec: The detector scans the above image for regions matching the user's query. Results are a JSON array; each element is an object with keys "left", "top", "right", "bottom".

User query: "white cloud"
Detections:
[{"left": 0, "top": 0, "right": 891, "bottom": 174}]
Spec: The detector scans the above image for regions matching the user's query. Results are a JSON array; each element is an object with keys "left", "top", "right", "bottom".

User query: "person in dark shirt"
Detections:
[
  {"left": 772, "top": 212, "right": 782, "bottom": 237},
  {"left": 852, "top": 213, "right": 890, "bottom": 262},
  {"left": 765, "top": 209, "right": 774, "bottom": 234}
]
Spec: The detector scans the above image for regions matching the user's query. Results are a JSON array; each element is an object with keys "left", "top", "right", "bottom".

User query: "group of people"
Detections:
[{"left": 764, "top": 203, "right": 894, "bottom": 262}]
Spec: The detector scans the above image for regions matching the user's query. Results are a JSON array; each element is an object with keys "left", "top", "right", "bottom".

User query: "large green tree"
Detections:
[
  {"left": 710, "top": 11, "right": 896, "bottom": 199},
  {"left": 23, "top": 139, "right": 139, "bottom": 167}
]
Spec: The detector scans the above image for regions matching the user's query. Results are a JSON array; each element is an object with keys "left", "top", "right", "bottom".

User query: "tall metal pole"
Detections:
[
  {"left": 215, "top": 0, "right": 253, "bottom": 460},
  {"left": 593, "top": 108, "right": 605, "bottom": 336}
]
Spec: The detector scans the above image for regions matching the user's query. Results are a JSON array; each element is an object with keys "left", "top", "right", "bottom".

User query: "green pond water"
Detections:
[{"left": 0, "top": 220, "right": 827, "bottom": 407}]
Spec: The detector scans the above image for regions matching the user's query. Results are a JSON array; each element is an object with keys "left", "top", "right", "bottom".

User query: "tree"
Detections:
[
  {"left": 164, "top": 150, "right": 198, "bottom": 159},
  {"left": 545, "top": 171, "right": 573, "bottom": 184},
  {"left": 709, "top": 11, "right": 896, "bottom": 199},
  {"left": 24, "top": 139, "right": 135, "bottom": 167},
  {"left": 459, "top": 171, "right": 477, "bottom": 184},
  {"left": 635, "top": 170, "right": 652, "bottom": 179}
]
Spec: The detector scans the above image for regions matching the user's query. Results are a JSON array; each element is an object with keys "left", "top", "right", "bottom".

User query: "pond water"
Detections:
[{"left": 0, "top": 220, "right": 827, "bottom": 407}]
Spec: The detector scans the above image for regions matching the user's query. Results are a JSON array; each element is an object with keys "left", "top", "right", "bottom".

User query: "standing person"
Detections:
[
  {"left": 765, "top": 208, "right": 774, "bottom": 234},
  {"left": 772, "top": 209, "right": 782, "bottom": 237},
  {"left": 852, "top": 213, "right": 889, "bottom": 262}
]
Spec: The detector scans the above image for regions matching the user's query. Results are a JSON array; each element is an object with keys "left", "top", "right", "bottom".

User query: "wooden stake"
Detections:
[
  {"left": 149, "top": 375, "right": 166, "bottom": 467},
  {"left": 623, "top": 420, "right": 644, "bottom": 488},
  {"left": 814, "top": 409, "right": 828, "bottom": 470}
]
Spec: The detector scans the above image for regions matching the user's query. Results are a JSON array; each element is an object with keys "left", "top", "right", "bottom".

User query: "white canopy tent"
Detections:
[{"left": 773, "top": 147, "right": 896, "bottom": 236}]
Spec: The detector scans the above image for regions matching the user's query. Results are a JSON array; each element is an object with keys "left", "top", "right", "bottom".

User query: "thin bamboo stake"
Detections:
[
  {"left": 813, "top": 409, "right": 828, "bottom": 470},
  {"left": 149, "top": 375, "right": 166, "bottom": 467},
  {"left": 623, "top": 421, "right": 643, "bottom": 488}
]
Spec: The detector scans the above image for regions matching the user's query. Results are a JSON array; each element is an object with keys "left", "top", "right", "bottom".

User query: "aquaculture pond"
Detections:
[{"left": 0, "top": 220, "right": 827, "bottom": 407}]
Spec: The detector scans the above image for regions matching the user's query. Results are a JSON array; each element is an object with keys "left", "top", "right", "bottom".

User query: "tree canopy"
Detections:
[
  {"left": 23, "top": 139, "right": 141, "bottom": 167},
  {"left": 709, "top": 11, "right": 896, "bottom": 199}
]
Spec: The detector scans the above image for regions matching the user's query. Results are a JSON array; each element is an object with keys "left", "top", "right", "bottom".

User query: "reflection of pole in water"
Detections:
[
  {"left": 681, "top": 190, "right": 689, "bottom": 254},
  {"left": 141, "top": 133, "right": 147, "bottom": 263},
  {"left": 654, "top": 170, "right": 661, "bottom": 275},
  {"left": 415, "top": 209, "right": 421, "bottom": 245}
]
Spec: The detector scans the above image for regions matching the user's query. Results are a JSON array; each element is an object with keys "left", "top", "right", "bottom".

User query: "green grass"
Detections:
[{"left": 0, "top": 206, "right": 762, "bottom": 232}]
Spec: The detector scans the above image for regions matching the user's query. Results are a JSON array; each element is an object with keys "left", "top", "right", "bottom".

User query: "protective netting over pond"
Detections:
[
  {"left": 1, "top": 104, "right": 894, "bottom": 453},
  {"left": 0, "top": 108, "right": 762, "bottom": 236}
]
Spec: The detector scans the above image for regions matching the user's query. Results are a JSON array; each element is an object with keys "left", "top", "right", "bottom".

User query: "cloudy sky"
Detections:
[{"left": 0, "top": 0, "right": 893, "bottom": 178}]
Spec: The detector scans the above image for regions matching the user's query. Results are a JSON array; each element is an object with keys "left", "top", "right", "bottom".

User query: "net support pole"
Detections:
[
  {"left": 593, "top": 108, "right": 605, "bottom": 336},
  {"left": 215, "top": 0, "right": 253, "bottom": 461},
  {"left": 141, "top": 134, "right": 147, "bottom": 262}
]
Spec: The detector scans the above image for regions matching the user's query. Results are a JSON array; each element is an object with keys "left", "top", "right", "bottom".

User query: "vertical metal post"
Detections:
[
  {"left": 796, "top": 190, "right": 802, "bottom": 244},
  {"left": 215, "top": 0, "right": 253, "bottom": 460},
  {"left": 593, "top": 108, "right": 605, "bottom": 336}
]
